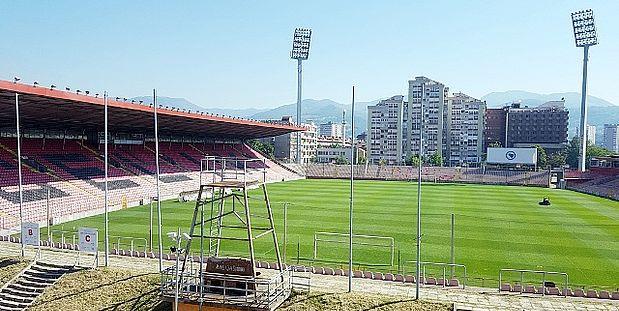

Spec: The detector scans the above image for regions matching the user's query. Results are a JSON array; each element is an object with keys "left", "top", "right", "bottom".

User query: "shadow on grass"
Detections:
[
  {"left": 100, "top": 287, "right": 170, "bottom": 311},
  {"left": 33, "top": 271, "right": 164, "bottom": 310}
]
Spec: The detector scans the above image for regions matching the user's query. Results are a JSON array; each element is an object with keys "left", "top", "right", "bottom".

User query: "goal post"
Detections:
[{"left": 313, "top": 231, "right": 395, "bottom": 266}]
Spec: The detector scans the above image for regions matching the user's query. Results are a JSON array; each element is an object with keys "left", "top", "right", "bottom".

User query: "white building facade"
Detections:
[
  {"left": 603, "top": 124, "right": 619, "bottom": 153},
  {"left": 318, "top": 122, "right": 344, "bottom": 139},
  {"left": 367, "top": 95, "right": 405, "bottom": 165},
  {"left": 406, "top": 76, "right": 449, "bottom": 160},
  {"left": 445, "top": 93, "right": 486, "bottom": 166}
]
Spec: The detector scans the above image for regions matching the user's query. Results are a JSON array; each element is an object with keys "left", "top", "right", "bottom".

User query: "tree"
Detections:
[
  {"left": 428, "top": 152, "right": 442, "bottom": 167},
  {"left": 334, "top": 155, "right": 349, "bottom": 165},
  {"left": 548, "top": 152, "right": 566, "bottom": 168},
  {"left": 247, "top": 139, "right": 274, "bottom": 159},
  {"left": 357, "top": 154, "right": 367, "bottom": 165},
  {"left": 566, "top": 136, "right": 614, "bottom": 168},
  {"left": 406, "top": 154, "right": 421, "bottom": 167},
  {"left": 534, "top": 145, "right": 548, "bottom": 169}
]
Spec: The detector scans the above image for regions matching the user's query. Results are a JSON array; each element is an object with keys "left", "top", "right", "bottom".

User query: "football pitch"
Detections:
[{"left": 54, "top": 179, "right": 618, "bottom": 290}]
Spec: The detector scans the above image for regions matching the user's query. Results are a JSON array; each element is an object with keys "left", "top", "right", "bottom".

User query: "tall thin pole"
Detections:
[
  {"left": 578, "top": 46, "right": 590, "bottom": 172},
  {"left": 348, "top": 86, "right": 355, "bottom": 293},
  {"left": 47, "top": 189, "right": 51, "bottom": 244},
  {"left": 296, "top": 59, "right": 302, "bottom": 164},
  {"left": 104, "top": 92, "right": 109, "bottom": 266},
  {"left": 15, "top": 93, "right": 24, "bottom": 257},
  {"left": 283, "top": 202, "right": 288, "bottom": 263},
  {"left": 450, "top": 213, "right": 455, "bottom": 278},
  {"left": 154, "top": 89, "right": 164, "bottom": 272},
  {"left": 416, "top": 89, "right": 424, "bottom": 300}
]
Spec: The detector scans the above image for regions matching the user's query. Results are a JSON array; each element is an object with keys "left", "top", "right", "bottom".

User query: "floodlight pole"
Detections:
[
  {"left": 154, "top": 89, "right": 164, "bottom": 272},
  {"left": 296, "top": 59, "right": 303, "bottom": 164},
  {"left": 415, "top": 90, "right": 424, "bottom": 300},
  {"left": 104, "top": 92, "right": 109, "bottom": 267},
  {"left": 577, "top": 45, "right": 590, "bottom": 172},
  {"left": 15, "top": 93, "right": 24, "bottom": 257},
  {"left": 348, "top": 86, "right": 355, "bottom": 293}
]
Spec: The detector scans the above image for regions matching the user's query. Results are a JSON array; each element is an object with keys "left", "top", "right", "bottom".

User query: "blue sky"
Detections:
[{"left": 1, "top": 1, "right": 617, "bottom": 109}]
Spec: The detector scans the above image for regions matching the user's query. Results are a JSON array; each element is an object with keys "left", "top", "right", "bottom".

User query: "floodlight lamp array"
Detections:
[
  {"left": 571, "top": 9, "right": 598, "bottom": 47},
  {"left": 291, "top": 28, "right": 312, "bottom": 60}
]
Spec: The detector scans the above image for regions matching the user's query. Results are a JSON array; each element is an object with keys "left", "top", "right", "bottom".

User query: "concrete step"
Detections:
[
  {"left": 30, "top": 265, "right": 70, "bottom": 275},
  {"left": 7, "top": 284, "right": 43, "bottom": 293},
  {"left": 0, "top": 304, "right": 23, "bottom": 311},
  {"left": 0, "top": 299, "right": 27, "bottom": 310},
  {"left": 1, "top": 287, "right": 38, "bottom": 298},
  {"left": 23, "top": 270, "right": 63, "bottom": 279},
  {"left": 34, "top": 261, "right": 74, "bottom": 270},
  {"left": 20, "top": 275, "right": 57, "bottom": 284},
  {"left": 15, "top": 279, "right": 48, "bottom": 289},
  {"left": 0, "top": 292, "right": 34, "bottom": 304}
]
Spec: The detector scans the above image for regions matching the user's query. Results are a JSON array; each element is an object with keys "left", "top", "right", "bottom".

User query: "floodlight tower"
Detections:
[
  {"left": 571, "top": 9, "right": 598, "bottom": 172},
  {"left": 291, "top": 28, "right": 312, "bottom": 164}
]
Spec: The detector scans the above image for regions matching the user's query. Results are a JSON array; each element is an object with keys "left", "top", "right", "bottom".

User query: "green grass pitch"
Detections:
[{"left": 53, "top": 179, "right": 618, "bottom": 290}]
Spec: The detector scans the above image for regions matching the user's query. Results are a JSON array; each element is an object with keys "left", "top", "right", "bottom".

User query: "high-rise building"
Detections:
[
  {"left": 505, "top": 100, "right": 569, "bottom": 152},
  {"left": 260, "top": 117, "right": 318, "bottom": 163},
  {"left": 445, "top": 93, "right": 486, "bottom": 166},
  {"left": 318, "top": 121, "right": 344, "bottom": 139},
  {"left": 483, "top": 108, "right": 507, "bottom": 150},
  {"left": 603, "top": 124, "right": 619, "bottom": 153},
  {"left": 406, "top": 76, "right": 448, "bottom": 160},
  {"left": 367, "top": 95, "right": 405, "bottom": 165},
  {"left": 586, "top": 124, "right": 596, "bottom": 145}
]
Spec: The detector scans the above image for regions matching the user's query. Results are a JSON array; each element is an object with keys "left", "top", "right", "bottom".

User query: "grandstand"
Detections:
[
  {"left": 292, "top": 163, "right": 551, "bottom": 187},
  {"left": 564, "top": 158, "right": 619, "bottom": 200},
  {"left": 0, "top": 80, "right": 303, "bottom": 232}
]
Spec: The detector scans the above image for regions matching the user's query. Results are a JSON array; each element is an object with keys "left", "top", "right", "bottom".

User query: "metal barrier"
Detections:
[
  {"left": 48, "top": 229, "right": 77, "bottom": 246},
  {"left": 499, "top": 268, "right": 569, "bottom": 297},
  {"left": 160, "top": 264, "right": 292, "bottom": 310},
  {"left": 110, "top": 236, "right": 148, "bottom": 253},
  {"left": 405, "top": 261, "right": 467, "bottom": 289}
]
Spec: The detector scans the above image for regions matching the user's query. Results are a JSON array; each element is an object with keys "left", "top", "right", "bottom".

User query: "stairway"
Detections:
[{"left": 0, "top": 261, "right": 77, "bottom": 311}]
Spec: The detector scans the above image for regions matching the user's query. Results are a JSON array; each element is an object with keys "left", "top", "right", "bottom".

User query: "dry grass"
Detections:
[
  {"left": 26, "top": 266, "right": 451, "bottom": 311},
  {"left": 0, "top": 256, "right": 30, "bottom": 287},
  {"left": 280, "top": 291, "right": 452, "bottom": 311},
  {"left": 29, "top": 267, "right": 169, "bottom": 311}
]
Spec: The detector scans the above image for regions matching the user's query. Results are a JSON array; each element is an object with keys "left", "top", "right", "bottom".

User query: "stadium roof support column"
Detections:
[
  {"left": 154, "top": 89, "right": 164, "bottom": 272},
  {"left": 15, "top": 93, "right": 25, "bottom": 257},
  {"left": 348, "top": 86, "right": 355, "bottom": 293},
  {"left": 104, "top": 92, "right": 109, "bottom": 267}
]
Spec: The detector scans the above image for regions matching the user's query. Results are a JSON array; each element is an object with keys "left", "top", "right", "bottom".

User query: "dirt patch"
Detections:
[
  {"left": 280, "top": 291, "right": 453, "bottom": 311},
  {"left": 29, "top": 267, "right": 170, "bottom": 311},
  {"left": 0, "top": 257, "right": 30, "bottom": 287}
]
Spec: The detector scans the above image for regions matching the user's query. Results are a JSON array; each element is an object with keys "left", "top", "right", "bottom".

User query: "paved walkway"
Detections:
[{"left": 1, "top": 242, "right": 617, "bottom": 311}]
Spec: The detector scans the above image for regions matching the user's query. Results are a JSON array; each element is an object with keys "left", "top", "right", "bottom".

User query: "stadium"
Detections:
[{"left": 0, "top": 78, "right": 617, "bottom": 311}]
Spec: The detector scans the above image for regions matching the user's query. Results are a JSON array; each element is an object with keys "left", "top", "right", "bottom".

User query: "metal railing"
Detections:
[
  {"left": 405, "top": 261, "right": 467, "bottom": 289},
  {"left": 200, "top": 157, "right": 268, "bottom": 186},
  {"left": 499, "top": 268, "right": 569, "bottom": 297},
  {"left": 110, "top": 236, "right": 148, "bottom": 253},
  {"left": 160, "top": 264, "right": 292, "bottom": 310}
]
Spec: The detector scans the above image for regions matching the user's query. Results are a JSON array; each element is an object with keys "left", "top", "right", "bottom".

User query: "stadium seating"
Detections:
[
  {"left": 296, "top": 164, "right": 551, "bottom": 187},
  {"left": 566, "top": 168, "right": 619, "bottom": 201},
  {"left": 0, "top": 138, "right": 301, "bottom": 231}
]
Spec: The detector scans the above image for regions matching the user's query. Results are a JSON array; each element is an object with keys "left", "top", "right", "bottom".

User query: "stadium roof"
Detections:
[{"left": 0, "top": 80, "right": 303, "bottom": 139}]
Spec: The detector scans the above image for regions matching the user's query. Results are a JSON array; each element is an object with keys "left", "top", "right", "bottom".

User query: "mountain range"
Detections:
[{"left": 132, "top": 91, "right": 618, "bottom": 137}]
